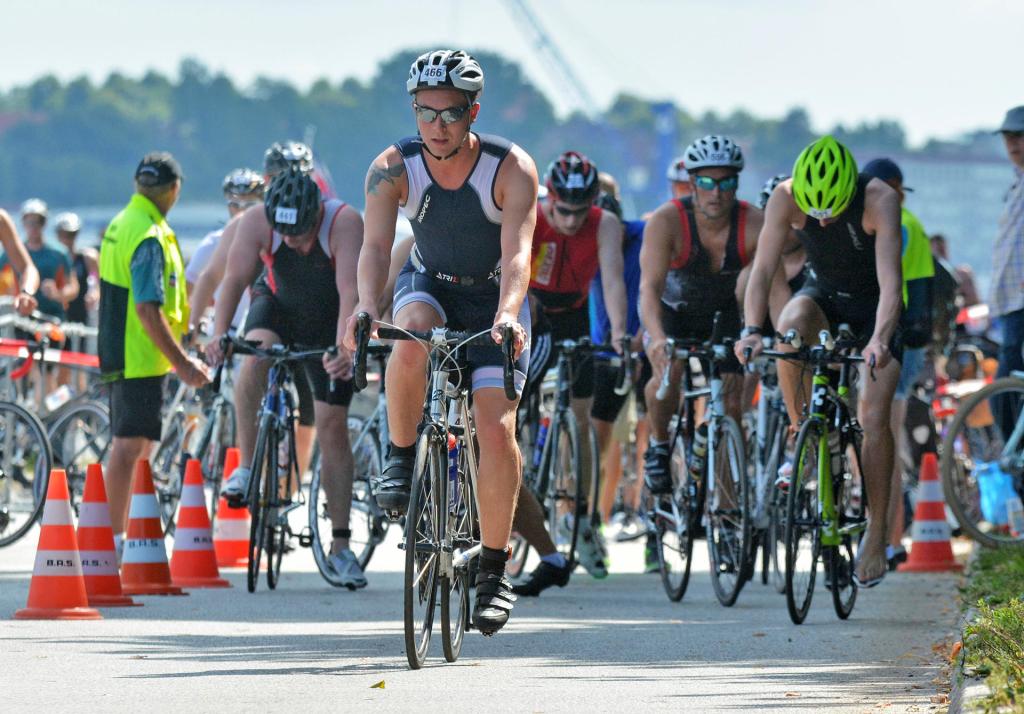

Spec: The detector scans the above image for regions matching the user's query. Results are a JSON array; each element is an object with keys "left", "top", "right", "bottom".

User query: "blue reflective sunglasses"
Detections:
[{"left": 693, "top": 175, "right": 739, "bottom": 192}]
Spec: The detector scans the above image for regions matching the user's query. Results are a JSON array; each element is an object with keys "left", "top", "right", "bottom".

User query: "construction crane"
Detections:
[{"left": 505, "top": 0, "right": 597, "bottom": 117}]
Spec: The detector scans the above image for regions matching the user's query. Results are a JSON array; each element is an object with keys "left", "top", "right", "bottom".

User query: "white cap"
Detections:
[{"left": 20, "top": 198, "right": 48, "bottom": 219}]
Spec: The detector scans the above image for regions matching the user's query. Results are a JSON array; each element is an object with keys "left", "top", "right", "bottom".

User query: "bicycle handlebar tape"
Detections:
[
  {"left": 898, "top": 453, "right": 962, "bottom": 573},
  {"left": 354, "top": 313, "right": 371, "bottom": 392},
  {"left": 502, "top": 324, "right": 516, "bottom": 401},
  {"left": 120, "top": 460, "right": 187, "bottom": 596},
  {"left": 213, "top": 448, "right": 250, "bottom": 568},
  {"left": 14, "top": 469, "right": 102, "bottom": 620},
  {"left": 76, "top": 464, "right": 140, "bottom": 607},
  {"left": 171, "top": 460, "right": 231, "bottom": 588}
]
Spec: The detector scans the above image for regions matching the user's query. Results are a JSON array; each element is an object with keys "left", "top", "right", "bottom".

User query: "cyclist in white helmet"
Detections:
[{"left": 344, "top": 49, "right": 538, "bottom": 636}]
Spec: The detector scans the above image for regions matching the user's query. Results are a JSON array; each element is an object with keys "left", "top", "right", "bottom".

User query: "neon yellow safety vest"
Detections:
[
  {"left": 98, "top": 193, "right": 188, "bottom": 380},
  {"left": 900, "top": 206, "right": 935, "bottom": 305}
]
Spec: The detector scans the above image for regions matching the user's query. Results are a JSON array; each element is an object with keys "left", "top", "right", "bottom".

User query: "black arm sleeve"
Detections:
[{"left": 901, "top": 277, "right": 934, "bottom": 348}]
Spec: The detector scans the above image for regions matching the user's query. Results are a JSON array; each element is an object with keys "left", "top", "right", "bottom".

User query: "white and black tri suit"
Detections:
[
  {"left": 392, "top": 132, "right": 530, "bottom": 394},
  {"left": 244, "top": 198, "right": 354, "bottom": 407}
]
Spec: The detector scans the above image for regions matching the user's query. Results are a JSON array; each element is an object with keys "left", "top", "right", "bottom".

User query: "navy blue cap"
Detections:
[{"left": 862, "top": 157, "right": 912, "bottom": 191}]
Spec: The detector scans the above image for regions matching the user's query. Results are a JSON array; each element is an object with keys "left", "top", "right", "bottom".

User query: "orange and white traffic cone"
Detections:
[
  {"left": 171, "top": 459, "right": 231, "bottom": 588},
  {"left": 899, "top": 452, "right": 963, "bottom": 572},
  {"left": 213, "top": 448, "right": 249, "bottom": 568},
  {"left": 77, "top": 464, "right": 141, "bottom": 607},
  {"left": 121, "top": 460, "right": 187, "bottom": 596},
  {"left": 14, "top": 469, "right": 102, "bottom": 620}
]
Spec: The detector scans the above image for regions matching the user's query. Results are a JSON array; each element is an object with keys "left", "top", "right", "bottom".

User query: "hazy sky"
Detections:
[{"left": 3, "top": 0, "right": 1018, "bottom": 146}]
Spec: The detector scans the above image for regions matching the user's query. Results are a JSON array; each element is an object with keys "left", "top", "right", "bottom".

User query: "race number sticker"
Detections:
[
  {"left": 532, "top": 242, "right": 557, "bottom": 286},
  {"left": 275, "top": 207, "right": 298, "bottom": 225},
  {"left": 565, "top": 173, "right": 585, "bottom": 189},
  {"left": 421, "top": 65, "right": 448, "bottom": 85}
]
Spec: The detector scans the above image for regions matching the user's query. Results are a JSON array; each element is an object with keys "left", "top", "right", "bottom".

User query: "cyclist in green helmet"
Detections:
[{"left": 735, "top": 135, "right": 904, "bottom": 589}]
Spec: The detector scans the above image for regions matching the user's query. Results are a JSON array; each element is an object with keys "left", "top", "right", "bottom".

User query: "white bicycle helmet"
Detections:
[
  {"left": 666, "top": 156, "right": 689, "bottom": 182},
  {"left": 757, "top": 174, "right": 789, "bottom": 210},
  {"left": 54, "top": 212, "right": 82, "bottom": 233},
  {"left": 683, "top": 135, "right": 745, "bottom": 171},
  {"left": 407, "top": 50, "right": 484, "bottom": 97},
  {"left": 20, "top": 198, "right": 48, "bottom": 219}
]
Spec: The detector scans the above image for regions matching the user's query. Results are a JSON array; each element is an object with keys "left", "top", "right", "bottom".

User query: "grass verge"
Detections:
[{"left": 961, "top": 547, "right": 1024, "bottom": 712}]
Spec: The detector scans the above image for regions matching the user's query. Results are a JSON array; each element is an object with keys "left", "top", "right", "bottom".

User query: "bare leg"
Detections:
[
  {"left": 313, "top": 401, "right": 354, "bottom": 554},
  {"left": 512, "top": 483, "right": 557, "bottom": 555},
  {"left": 887, "top": 397, "right": 909, "bottom": 549},
  {"left": 572, "top": 397, "right": 595, "bottom": 510},
  {"left": 233, "top": 328, "right": 279, "bottom": 465},
  {"left": 857, "top": 360, "right": 900, "bottom": 582},
  {"left": 775, "top": 297, "right": 829, "bottom": 429},
  {"left": 473, "top": 389, "right": 522, "bottom": 549},
  {"left": 106, "top": 436, "right": 151, "bottom": 533},
  {"left": 296, "top": 424, "right": 315, "bottom": 481},
  {"left": 595, "top": 418, "right": 620, "bottom": 522},
  {"left": 385, "top": 303, "right": 442, "bottom": 447}
]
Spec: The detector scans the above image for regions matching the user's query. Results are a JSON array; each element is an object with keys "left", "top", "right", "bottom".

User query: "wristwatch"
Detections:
[{"left": 740, "top": 325, "right": 763, "bottom": 339}]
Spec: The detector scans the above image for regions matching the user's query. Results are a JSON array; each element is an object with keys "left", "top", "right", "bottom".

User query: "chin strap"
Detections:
[{"left": 418, "top": 130, "right": 471, "bottom": 161}]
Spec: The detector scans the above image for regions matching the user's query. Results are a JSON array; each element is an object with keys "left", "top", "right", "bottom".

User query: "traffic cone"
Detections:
[
  {"left": 171, "top": 459, "right": 231, "bottom": 588},
  {"left": 14, "top": 469, "right": 102, "bottom": 620},
  {"left": 214, "top": 448, "right": 249, "bottom": 568},
  {"left": 121, "top": 460, "right": 187, "bottom": 596},
  {"left": 899, "top": 452, "right": 962, "bottom": 572},
  {"left": 77, "top": 464, "right": 141, "bottom": 607}
]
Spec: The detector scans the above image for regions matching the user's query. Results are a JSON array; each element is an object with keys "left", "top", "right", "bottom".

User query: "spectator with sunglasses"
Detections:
[
  {"left": 640, "top": 135, "right": 764, "bottom": 499},
  {"left": 511, "top": 152, "right": 628, "bottom": 594}
]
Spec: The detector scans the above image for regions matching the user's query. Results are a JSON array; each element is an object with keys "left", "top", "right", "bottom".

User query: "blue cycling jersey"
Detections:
[{"left": 589, "top": 219, "right": 643, "bottom": 346}]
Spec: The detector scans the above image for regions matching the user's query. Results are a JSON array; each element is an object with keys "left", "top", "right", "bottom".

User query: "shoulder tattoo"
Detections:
[{"left": 366, "top": 162, "right": 406, "bottom": 195}]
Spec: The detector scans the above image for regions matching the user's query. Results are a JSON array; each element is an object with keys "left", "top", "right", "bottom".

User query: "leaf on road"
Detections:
[
  {"left": 949, "top": 641, "right": 962, "bottom": 661},
  {"left": 752, "top": 632, "right": 766, "bottom": 637},
  {"left": 784, "top": 692, "right": 801, "bottom": 698},
  {"left": 370, "top": 680, "right": 385, "bottom": 689},
  {"left": 929, "top": 694, "right": 949, "bottom": 704}
]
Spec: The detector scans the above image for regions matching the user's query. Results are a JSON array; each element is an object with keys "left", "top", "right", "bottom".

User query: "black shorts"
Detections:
[
  {"left": 794, "top": 274, "right": 903, "bottom": 363},
  {"left": 243, "top": 291, "right": 353, "bottom": 408},
  {"left": 525, "top": 303, "right": 595, "bottom": 400},
  {"left": 110, "top": 376, "right": 164, "bottom": 441},
  {"left": 591, "top": 353, "right": 652, "bottom": 423},
  {"left": 660, "top": 303, "right": 743, "bottom": 373},
  {"left": 393, "top": 264, "right": 529, "bottom": 394}
]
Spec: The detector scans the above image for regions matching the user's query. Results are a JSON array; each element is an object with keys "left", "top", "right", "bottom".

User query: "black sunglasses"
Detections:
[
  {"left": 414, "top": 103, "right": 470, "bottom": 125},
  {"left": 554, "top": 203, "right": 590, "bottom": 218}
]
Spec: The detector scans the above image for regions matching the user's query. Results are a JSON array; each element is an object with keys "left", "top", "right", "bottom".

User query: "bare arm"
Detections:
[
  {"left": 379, "top": 233, "right": 415, "bottom": 317},
  {"left": 638, "top": 205, "right": 675, "bottom": 347},
  {"left": 331, "top": 206, "right": 364, "bottom": 346},
  {"left": 492, "top": 146, "right": 538, "bottom": 354},
  {"left": 864, "top": 182, "right": 903, "bottom": 360},
  {"left": 189, "top": 213, "right": 242, "bottom": 325},
  {"left": 213, "top": 209, "right": 267, "bottom": 339},
  {"left": 596, "top": 210, "right": 628, "bottom": 345},
  {"left": 0, "top": 209, "right": 40, "bottom": 295}
]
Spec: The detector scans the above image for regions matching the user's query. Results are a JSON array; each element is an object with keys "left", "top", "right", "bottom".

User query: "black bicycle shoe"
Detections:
[
  {"left": 512, "top": 560, "right": 573, "bottom": 597},
  {"left": 472, "top": 571, "right": 516, "bottom": 636},
  {"left": 643, "top": 443, "right": 672, "bottom": 495},
  {"left": 375, "top": 454, "right": 414, "bottom": 514}
]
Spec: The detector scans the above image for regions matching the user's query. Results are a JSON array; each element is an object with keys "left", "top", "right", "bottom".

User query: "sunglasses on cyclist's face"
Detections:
[
  {"left": 228, "top": 199, "right": 261, "bottom": 211},
  {"left": 553, "top": 203, "right": 590, "bottom": 218},
  {"left": 414, "top": 103, "right": 471, "bottom": 125},
  {"left": 692, "top": 175, "right": 739, "bottom": 193}
]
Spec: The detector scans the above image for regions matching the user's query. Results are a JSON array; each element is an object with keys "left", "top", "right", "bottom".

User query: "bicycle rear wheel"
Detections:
[
  {"left": 46, "top": 399, "right": 110, "bottom": 514},
  {"left": 198, "top": 397, "right": 236, "bottom": 521},
  {"left": 940, "top": 377, "right": 1024, "bottom": 548},
  {"left": 655, "top": 432, "right": 698, "bottom": 602},
  {"left": 706, "top": 416, "right": 750, "bottom": 607},
  {"left": 0, "top": 401, "right": 54, "bottom": 548},
  {"left": 785, "top": 419, "right": 823, "bottom": 624},
  {"left": 545, "top": 412, "right": 584, "bottom": 566},
  {"left": 442, "top": 435, "right": 477, "bottom": 663},
  {"left": 405, "top": 424, "right": 441, "bottom": 670},
  {"left": 830, "top": 429, "right": 866, "bottom": 619}
]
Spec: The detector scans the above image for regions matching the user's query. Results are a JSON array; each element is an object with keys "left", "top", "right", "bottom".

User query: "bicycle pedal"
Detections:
[{"left": 297, "top": 528, "right": 313, "bottom": 548}]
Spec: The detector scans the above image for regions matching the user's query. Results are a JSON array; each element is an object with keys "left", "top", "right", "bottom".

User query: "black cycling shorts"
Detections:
[
  {"left": 243, "top": 291, "right": 353, "bottom": 409},
  {"left": 393, "top": 264, "right": 529, "bottom": 395},
  {"left": 660, "top": 303, "right": 743, "bottom": 374},
  {"left": 591, "top": 353, "right": 652, "bottom": 423},
  {"left": 110, "top": 376, "right": 164, "bottom": 441},
  {"left": 794, "top": 274, "right": 903, "bottom": 364},
  {"left": 525, "top": 303, "right": 595, "bottom": 400}
]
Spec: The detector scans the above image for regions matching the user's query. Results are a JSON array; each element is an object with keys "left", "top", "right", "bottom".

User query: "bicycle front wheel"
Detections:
[
  {"left": 829, "top": 428, "right": 866, "bottom": 619},
  {"left": 655, "top": 432, "right": 698, "bottom": 602},
  {"left": 544, "top": 411, "right": 584, "bottom": 566},
  {"left": 940, "top": 377, "right": 1024, "bottom": 548},
  {"left": 785, "top": 419, "right": 823, "bottom": 624},
  {"left": 0, "top": 401, "right": 54, "bottom": 548},
  {"left": 706, "top": 416, "right": 750, "bottom": 607},
  {"left": 405, "top": 424, "right": 442, "bottom": 670},
  {"left": 441, "top": 435, "right": 477, "bottom": 663},
  {"left": 247, "top": 415, "right": 273, "bottom": 593}
]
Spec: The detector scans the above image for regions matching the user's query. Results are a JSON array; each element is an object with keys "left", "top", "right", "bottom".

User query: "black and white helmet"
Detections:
[
  {"left": 407, "top": 50, "right": 484, "bottom": 98},
  {"left": 757, "top": 174, "right": 789, "bottom": 210},
  {"left": 683, "top": 135, "right": 745, "bottom": 171},
  {"left": 54, "top": 212, "right": 82, "bottom": 233},
  {"left": 223, "top": 168, "right": 265, "bottom": 198},
  {"left": 263, "top": 141, "right": 314, "bottom": 177},
  {"left": 264, "top": 166, "right": 321, "bottom": 237},
  {"left": 665, "top": 156, "right": 688, "bottom": 182}
]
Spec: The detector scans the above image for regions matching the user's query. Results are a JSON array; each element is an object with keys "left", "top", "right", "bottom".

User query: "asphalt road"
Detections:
[{"left": 1, "top": 525, "right": 964, "bottom": 713}]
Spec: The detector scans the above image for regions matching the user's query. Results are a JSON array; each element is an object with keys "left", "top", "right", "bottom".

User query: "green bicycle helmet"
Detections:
[{"left": 791, "top": 136, "right": 858, "bottom": 220}]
